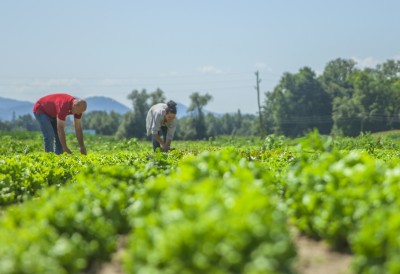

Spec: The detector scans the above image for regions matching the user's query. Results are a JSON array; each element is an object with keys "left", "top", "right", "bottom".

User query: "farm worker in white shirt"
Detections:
[{"left": 146, "top": 100, "right": 177, "bottom": 152}]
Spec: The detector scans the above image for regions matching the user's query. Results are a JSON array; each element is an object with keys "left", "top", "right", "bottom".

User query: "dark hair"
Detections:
[{"left": 166, "top": 100, "right": 177, "bottom": 114}]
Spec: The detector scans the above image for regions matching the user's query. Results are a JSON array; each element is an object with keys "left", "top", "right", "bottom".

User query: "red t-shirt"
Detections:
[{"left": 33, "top": 93, "right": 82, "bottom": 121}]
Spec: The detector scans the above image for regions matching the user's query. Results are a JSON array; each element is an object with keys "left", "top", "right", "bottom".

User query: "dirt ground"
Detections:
[
  {"left": 92, "top": 232, "right": 353, "bottom": 274},
  {"left": 293, "top": 231, "right": 353, "bottom": 274},
  {"left": 95, "top": 236, "right": 126, "bottom": 274}
]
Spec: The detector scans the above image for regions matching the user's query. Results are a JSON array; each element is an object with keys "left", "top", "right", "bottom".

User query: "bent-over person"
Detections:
[
  {"left": 146, "top": 100, "right": 177, "bottom": 152},
  {"left": 33, "top": 93, "right": 87, "bottom": 154}
]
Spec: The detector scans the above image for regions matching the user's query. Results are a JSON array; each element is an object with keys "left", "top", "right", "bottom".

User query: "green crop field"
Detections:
[{"left": 1, "top": 131, "right": 400, "bottom": 274}]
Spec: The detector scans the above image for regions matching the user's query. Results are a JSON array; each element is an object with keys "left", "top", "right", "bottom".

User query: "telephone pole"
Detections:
[{"left": 255, "top": 71, "right": 265, "bottom": 138}]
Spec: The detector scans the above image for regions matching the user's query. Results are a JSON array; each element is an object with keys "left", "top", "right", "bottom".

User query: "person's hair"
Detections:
[{"left": 166, "top": 100, "right": 177, "bottom": 114}]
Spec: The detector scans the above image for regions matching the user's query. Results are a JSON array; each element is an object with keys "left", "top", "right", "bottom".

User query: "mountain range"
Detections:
[
  {"left": 0, "top": 96, "right": 218, "bottom": 121},
  {"left": 0, "top": 96, "right": 132, "bottom": 121}
]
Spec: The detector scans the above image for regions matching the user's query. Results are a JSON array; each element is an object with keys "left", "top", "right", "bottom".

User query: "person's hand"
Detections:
[
  {"left": 162, "top": 143, "right": 169, "bottom": 152},
  {"left": 80, "top": 146, "right": 87, "bottom": 155}
]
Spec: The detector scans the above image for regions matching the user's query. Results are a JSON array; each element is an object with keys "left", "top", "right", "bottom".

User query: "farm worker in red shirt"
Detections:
[{"left": 33, "top": 93, "right": 87, "bottom": 155}]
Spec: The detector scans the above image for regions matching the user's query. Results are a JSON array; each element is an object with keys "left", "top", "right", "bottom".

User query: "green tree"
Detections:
[
  {"left": 352, "top": 70, "right": 390, "bottom": 132},
  {"left": 377, "top": 59, "right": 400, "bottom": 81},
  {"left": 205, "top": 113, "right": 221, "bottom": 137},
  {"left": 329, "top": 59, "right": 400, "bottom": 135},
  {"left": 319, "top": 58, "right": 358, "bottom": 136},
  {"left": 175, "top": 116, "right": 197, "bottom": 140},
  {"left": 82, "top": 111, "right": 122, "bottom": 135},
  {"left": 319, "top": 58, "right": 356, "bottom": 98},
  {"left": 263, "top": 67, "right": 332, "bottom": 137},
  {"left": 0, "top": 120, "right": 12, "bottom": 131},
  {"left": 14, "top": 114, "right": 40, "bottom": 131},
  {"left": 149, "top": 88, "right": 166, "bottom": 106},
  {"left": 187, "top": 92, "right": 213, "bottom": 139},
  {"left": 117, "top": 89, "right": 150, "bottom": 139},
  {"left": 331, "top": 97, "right": 363, "bottom": 136},
  {"left": 220, "top": 113, "right": 235, "bottom": 135},
  {"left": 376, "top": 60, "right": 400, "bottom": 129},
  {"left": 234, "top": 114, "right": 258, "bottom": 136}
]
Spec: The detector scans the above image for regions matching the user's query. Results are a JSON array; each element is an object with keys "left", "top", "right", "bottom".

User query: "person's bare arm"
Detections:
[
  {"left": 165, "top": 139, "right": 172, "bottom": 152},
  {"left": 153, "top": 134, "right": 169, "bottom": 152},
  {"left": 153, "top": 134, "right": 164, "bottom": 146},
  {"left": 57, "top": 118, "right": 71, "bottom": 154},
  {"left": 74, "top": 118, "right": 86, "bottom": 155}
]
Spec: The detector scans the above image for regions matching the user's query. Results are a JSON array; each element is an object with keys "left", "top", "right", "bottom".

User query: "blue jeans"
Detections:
[
  {"left": 152, "top": 126, "right": 167, "bottom": 152},
  {"left": 34, "top": 113, "right": 63, "bottom": 154}
]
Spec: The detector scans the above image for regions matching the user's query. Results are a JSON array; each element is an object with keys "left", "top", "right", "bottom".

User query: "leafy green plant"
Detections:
[
  {"left": 0, "top": 165, "right": 147, "bottom": 274},
  {"left": 124, "top": 150, "right": 296, "bottom": 274}
]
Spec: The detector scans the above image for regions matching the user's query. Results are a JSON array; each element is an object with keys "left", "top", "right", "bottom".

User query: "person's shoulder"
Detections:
[{"left": 152, "top": 103, "right": 167, "bottom": 110}]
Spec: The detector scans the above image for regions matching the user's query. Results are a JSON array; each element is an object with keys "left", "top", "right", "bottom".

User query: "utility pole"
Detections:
[{"left": 255, "top": 71, "right": 265, "bottom": 138}]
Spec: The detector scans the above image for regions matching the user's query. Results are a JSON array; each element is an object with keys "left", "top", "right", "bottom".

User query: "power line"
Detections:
[{"left": 274, "top": 114, "right": 400, "bottom": 124}]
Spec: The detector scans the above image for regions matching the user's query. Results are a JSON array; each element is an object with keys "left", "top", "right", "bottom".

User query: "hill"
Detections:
[
  {"left": 0, "top": 97, "right": 33, "bottom": 121},
  {"left": 85, "top": 96, "right": 130, "bottom": 114},
  {"left": 0, "top": 96, "right": 132, "bottom": 121},
  {"left": 0, "top": 96, "right": 220, "bottom": 121}
]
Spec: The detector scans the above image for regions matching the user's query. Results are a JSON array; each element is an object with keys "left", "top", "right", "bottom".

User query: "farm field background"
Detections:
[{"left": 1, "top": 131, "right": 400, "bottom": 274}]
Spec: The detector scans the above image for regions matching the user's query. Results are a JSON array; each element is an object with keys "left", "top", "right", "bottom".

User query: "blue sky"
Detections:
[{"left": 1, "top": 0, "right": 399, "bottom": 114}]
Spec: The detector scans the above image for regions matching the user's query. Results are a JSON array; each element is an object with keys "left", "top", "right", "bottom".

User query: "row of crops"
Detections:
[{"left": 1, "top": 131, "right": 400, "bottom": 273}]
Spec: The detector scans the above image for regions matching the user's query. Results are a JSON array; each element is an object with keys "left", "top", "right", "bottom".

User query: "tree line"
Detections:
[
  {"left": 0, "top": 88, "right": 258, "bottom": 140},
  {"left": 89, "top": 57, "right": 400, "bottom": 140},
  {"left": 2, "top": 58, "right": 399, "bottom": 139},
  {"left": 82, "top": 89, "right": 258, "bottom": 140},
  {"left": 263, "top": 58, "right": 400, "bottom": 137}
]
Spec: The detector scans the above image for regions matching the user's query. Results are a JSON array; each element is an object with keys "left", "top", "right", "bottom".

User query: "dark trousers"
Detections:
[
  {"left": 34, "top": 113, "right": 63, "bottom": 154},
  {"left": 152, "top": 126, "right": 167, "bottom": 152}
]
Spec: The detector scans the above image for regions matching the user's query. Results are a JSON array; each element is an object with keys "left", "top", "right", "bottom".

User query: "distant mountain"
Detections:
[
  {"left": 0, "top": 96, "right": 220, "bottom": 121},
  {"left": 85, "top": 96, "right": 131, "bottom": 114},
  {"left": 176, "top": 103, "right": 188, "bottom": 119},
  {"left": 0, "top": 97, "right": 33, "bottom": 121},
  {"left": 0, "top": 96, "right": 131, "bottom": 121}
]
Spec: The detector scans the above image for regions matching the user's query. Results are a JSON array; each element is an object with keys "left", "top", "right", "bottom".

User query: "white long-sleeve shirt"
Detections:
[{"left": 146, "top": 103, "right": 177, "bottom": 140}]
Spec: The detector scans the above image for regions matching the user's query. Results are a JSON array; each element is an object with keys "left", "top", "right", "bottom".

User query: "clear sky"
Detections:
[{"left": 1, "top": 0, "right": 399, "bottom": 114}]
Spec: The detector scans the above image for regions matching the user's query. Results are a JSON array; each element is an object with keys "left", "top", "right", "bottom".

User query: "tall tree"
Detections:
[
  {"left": 149, "top": 88, "right": 166, "bottom": 106},
  {"left": 324, "top": 58, "right": 400, "bottom": 135},
  {"left": 263, "top": 67, "right": 332, "bottom": 137},
  {"left": 377, "top": 59, "right": 400, "bottom": 81},
  {"left": 331, "top": 96, "right": 363, "bottom": 136},
  {"left": 351, "top": 70, "right": 390, "bottom": 133},
  {"left": 220, "top": 113, "right": 235, "bottom": 135},
  {"left": 205, "top": 113, "right": 221, "bottom": 137},
  {"left": 116, "top": 111, "right": 137, "bottom": 139},
  {"left": 320, "top": 58, "right": 358, "bottom": 136},
  {"left": 319, "top": 58, "right": 356, "bottom": 98},
  {"left": 187, "top": 92, "right": 213, "bottom": 139},
  {"left": 376, "top": 60, "right": 400, "bottom": 129}
]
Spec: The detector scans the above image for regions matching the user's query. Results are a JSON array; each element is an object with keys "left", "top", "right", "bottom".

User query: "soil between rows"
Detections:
[{"left": 89, "top": 231, "right": 353, "bottom": 274}]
